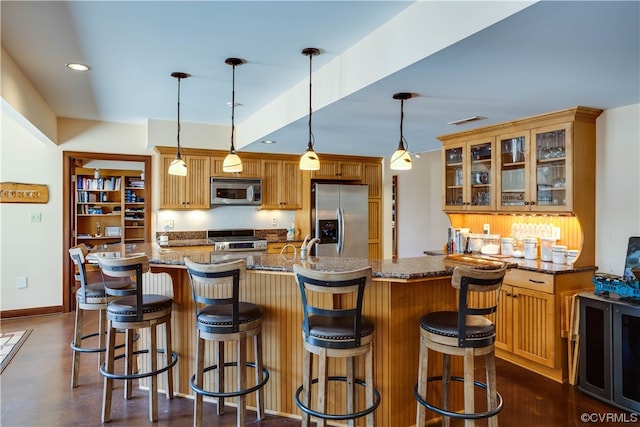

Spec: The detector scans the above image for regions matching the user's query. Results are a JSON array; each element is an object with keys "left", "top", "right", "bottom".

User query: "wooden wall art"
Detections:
[{"left": 0, "top": 182, "right": 49, "bottom": 204}]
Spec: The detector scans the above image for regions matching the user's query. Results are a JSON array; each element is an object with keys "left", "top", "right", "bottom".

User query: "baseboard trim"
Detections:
[{"left": 0, "top": 305, "right": 63, "bottom": 319}]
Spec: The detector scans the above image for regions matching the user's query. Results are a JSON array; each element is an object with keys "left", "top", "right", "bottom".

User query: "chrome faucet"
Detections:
[{"left": 300, "top": 235, "right": 320, "bottom": 260}]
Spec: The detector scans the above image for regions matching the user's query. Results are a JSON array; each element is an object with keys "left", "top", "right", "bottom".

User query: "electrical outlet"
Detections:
[
  {"left": 30, "top": 212, "right": 42, "bottom": 222},
  {"left": 272, "top": 218, "right": 277, "bottom": 226},
  {"left": 165, "top": 219, "right": 174, "bottom": 228},
  {"left": 17, "top": 276, "right": 28, "bottom": 289}
]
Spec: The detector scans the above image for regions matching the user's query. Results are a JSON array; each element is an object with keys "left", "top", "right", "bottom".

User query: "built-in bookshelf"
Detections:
[{"left": 74, "top": 168, "right": 149, "bottom": 248}]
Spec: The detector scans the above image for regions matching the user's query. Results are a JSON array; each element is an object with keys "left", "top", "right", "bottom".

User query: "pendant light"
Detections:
[
  {"left": 222, "top": 58, "right": 244, "bottom": 173},
  {"left": 299, "top": 48, "right": 320, "bottom": 171},
  {"left": 168, "top": 72, "right": 190, "bottom": 176},
  {"left": 390, "top": 92, "right": 413, "bottom": 170}
]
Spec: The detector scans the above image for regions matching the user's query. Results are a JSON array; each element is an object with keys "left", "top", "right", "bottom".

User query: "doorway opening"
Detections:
[{"left": 63, "top": 151, "right": 152, "bottom": 312}]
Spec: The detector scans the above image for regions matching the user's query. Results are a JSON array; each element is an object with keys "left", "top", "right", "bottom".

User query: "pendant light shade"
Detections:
[
  {"left": 390, "top": 92, "right": 413, "bottom": 171},
  {"left": 299, "top": 48, "right": 320, "bottom": 171},
  {"left": 223, "top": 58, "right": 244, "bottom": 173},
  {"left": 168, "top": 72, "right": 190, "bottom": 176}
]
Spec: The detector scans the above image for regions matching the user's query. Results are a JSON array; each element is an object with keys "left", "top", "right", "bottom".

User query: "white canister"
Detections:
[
  {"left": 567, "top": 249, "right": 579, "bottom": 265},
  {"left": 552, "top": 245, "right": 567, "bottom": 264},
  {"left": 540, "top": 237, "right": 557, "bottom": 262},
  {"left": 524, "top": 237, "right": 538, "bottom": 260},
  {"left": 501, "top": 238, "right": 514, "bottom": 257}
]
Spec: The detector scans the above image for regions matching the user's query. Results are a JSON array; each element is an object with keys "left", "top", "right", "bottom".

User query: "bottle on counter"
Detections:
[{"left": 287, "top": 222, "right": 296, "bottom": 241}]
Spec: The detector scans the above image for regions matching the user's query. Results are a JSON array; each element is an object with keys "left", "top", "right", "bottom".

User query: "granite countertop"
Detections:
[
  {"left": 89, "top": 242, "right": 455, "bottom": 281},
  {"left": 89, "top": 242, "right": 594, "bottom": 281},
  {"left": 157, "top": 239, "right": 212, "bottom": 248},
  {"left": 435, "top": 252, "right": 596, "bottom": 274}
]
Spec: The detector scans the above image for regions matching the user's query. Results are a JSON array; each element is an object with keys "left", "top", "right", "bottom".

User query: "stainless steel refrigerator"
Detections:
[{"left": 312, "top": 183, "right": 368, "bottom": 257}]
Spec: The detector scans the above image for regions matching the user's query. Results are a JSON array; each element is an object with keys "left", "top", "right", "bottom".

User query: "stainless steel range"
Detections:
[{"left": 207, "top": 229, "right": 267, "bottom": 252}]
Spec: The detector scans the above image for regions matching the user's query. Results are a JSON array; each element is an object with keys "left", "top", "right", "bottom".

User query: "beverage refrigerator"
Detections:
[{"left": 311, "top": 183, "right": 368, "bottom": 258}]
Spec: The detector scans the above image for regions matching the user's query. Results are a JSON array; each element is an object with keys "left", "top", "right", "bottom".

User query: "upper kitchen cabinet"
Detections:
[
  {"left": 261, "top": 158, "right": 302, "bottom": 210},
  {"left": 361, "top": 162, "right": 383, "bottom": 198},
  {"left": 311, "top": 157, "right": 362, "bottom": 180},
  {"left": 439, "top": 107, "right": 602, "bottom": 217},
  {"left": 211, "top": 155, "right": 261, "bottom": 178},
  {"left": 158, "top": 152, "right": 210, "bottom": 209},
  {"left": 442, "top": 138, "right": 496, "bottom": 212},
  {"left": 497, "top": 124, "right": 574, "bottom": 213}
]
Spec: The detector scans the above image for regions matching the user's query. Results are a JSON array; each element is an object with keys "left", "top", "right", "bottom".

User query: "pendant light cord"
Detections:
[
  {"left": 398, "top": 98, "right": 407, "bottom": 151},
  {"left": 176, "top": 76, "right": 182, "bottom": 159},
  {"left": 230, "top": 63, "right": 236, "bottom": 153},
  {"left": 307, "top": 52, "right": 314, "bottom": 150}
]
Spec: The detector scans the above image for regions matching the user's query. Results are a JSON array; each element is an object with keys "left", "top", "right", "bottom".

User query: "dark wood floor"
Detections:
[{"left": 0, "top": 312, "right": 624, "bottom": 426}]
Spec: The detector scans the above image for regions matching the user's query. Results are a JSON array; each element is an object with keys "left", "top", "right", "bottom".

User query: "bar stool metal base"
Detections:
[
  {"left": 189, "top": 361, "right": 270, "bottom": 398},
  {"left": 71, "top": 330, "right": 137, "bottom": 354},
  {"left": 99, "top": 348, "right": 178, "bottom": 381},
  {"left": 414, "top": 376, "right": 503, "bottom": 421},
  {"left": 295, "top": 376, "right": 381, "bottom": 421}
]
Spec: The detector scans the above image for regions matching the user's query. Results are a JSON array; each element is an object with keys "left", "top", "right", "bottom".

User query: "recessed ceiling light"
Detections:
[
  {"left": 65, "top": 63, "right": 91, "bottom": 72},
  {"left": 447, "top": 116, "right": 487, "bottom": 126},
  {"left": 261, "top": 140, "right": 277, "bottom": 144}
]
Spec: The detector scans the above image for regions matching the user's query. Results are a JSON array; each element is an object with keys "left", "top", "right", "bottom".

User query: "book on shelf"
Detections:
[{"left": 76, "top": 176, "right": 121, "bottom": 191}]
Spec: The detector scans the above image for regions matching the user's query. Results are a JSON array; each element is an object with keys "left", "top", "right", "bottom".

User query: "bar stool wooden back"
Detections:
[
  {"left": 414, "top": 264, "right": 508, "bottom": 427},
  {"left": 184, "top": 257, "right": 269, "bottom": 427},
  {"left": 68, "top": 244, "right": 134, "bottom": 388},
  {"left": 293, "top": 264, "right": 380, "bottom": 427},
  {"left": 97, "top": 254, "right": 178, "bottom": 423}
]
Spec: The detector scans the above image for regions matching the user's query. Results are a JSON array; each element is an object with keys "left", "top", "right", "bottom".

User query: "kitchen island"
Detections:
[{"left": 89, "top": 243, "right": 593, "bottom": 425}]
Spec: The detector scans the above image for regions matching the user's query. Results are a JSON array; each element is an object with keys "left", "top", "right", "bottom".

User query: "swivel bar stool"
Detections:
[
  {"left": 184, "top": 257, "right": 269, "bottom": 427},
  {"left": 415, "top": 264, "right": 508, "bottom": 427},
  {"left": 293, "top": 264, "right": 380, "bottom": 427},
  {"left": 68, "top": 244, "right": 134, "bottom": 388},
  {"left": 97, "top": 254, "right": 178, "bottom": 423}
]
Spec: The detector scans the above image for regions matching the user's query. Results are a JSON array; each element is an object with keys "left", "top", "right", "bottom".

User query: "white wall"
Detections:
[
  {"left": 595, "top": 104, "right": 640, "bottom": 274},
  {"left": 382, "top": 151, "right": 450, "bottom": 258},
  {"left": 1, "top": 112, "right": 62, "bottom": 309}
]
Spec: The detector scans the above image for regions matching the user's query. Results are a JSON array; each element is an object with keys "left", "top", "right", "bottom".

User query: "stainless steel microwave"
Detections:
[{"left": 210, "top": 178, "right": 262, "bottom": 206}]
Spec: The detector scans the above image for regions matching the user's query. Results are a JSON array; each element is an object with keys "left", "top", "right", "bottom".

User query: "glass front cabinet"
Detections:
[
  {"left": 497, "top": 123, "right": 571, "bottom": 212},
  {"left": 443, "top": 138, "right": 495, "bottom": 211},
  {"left": 439, "top": 107, "right": 600, "bottom": 216}
]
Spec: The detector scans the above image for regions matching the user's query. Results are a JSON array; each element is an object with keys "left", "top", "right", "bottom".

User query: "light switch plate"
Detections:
[{"left": 17, "top": 276, "right": 28, "bottom": 289}]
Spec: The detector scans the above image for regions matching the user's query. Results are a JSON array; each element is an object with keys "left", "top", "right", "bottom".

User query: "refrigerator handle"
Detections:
[{"left": 338, "top": 207, "right": 345, "bottom": 255}]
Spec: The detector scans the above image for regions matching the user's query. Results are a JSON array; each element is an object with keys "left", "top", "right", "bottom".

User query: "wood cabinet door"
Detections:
[
  {"left": 361, "top": 162, "right": 382, "bottom": 198},
  {"left": 280, "top": 160, "right": 302, "bottom": 209},
  {"left": 211, "top": 156, "right": 261, "bottom": 178},
  {"left": 495, "top": 285, "right": 513, "bottom": 352},
  {"left": 184, "top": 155, "right": 210, "bottom": 209},
  {"left": 337, "top": 161, "right": 362, "bottom": 180},
  {"left": 261, "top": 159, "right": 281, "bottom": 209},
  {"left": 159, "top": 154, "right": 186, "bottom": 209},
  {"left": 312, "top": 160, "right": 339, "bottom": 179},
  {"left": 512, "top": 287, "right": 556, "bottom": 368},
  {"left": 442, "top": 143, "right": 466, "bottom": 211},
  {"left": 496, "top": 130, "right": 532, "bottom": 212},
  {"left": 159, "top": 154, "right": 210, "bottom": 209},
  {"left": 530, "top": 122, "right": 573, "bottom": 212}
]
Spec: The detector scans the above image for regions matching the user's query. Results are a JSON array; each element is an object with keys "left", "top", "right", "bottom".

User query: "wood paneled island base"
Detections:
[{"left": 150, "top": 265, "right": 461, "bottom": 426}]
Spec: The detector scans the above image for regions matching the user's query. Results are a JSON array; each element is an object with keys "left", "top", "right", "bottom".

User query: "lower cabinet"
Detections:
[
  {"left": 487, "top": 268, "right": 593, "bottom": 383},
  {"left": 496, "top": 283, "right": 555, "bottom": 368},
  {"left": 267, "top": 242, "right": 298, "bottom": 254}
]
